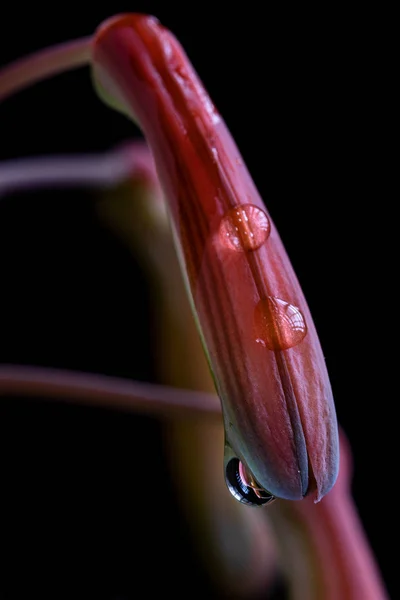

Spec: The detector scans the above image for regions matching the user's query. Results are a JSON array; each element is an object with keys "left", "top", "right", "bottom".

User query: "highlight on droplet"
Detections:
[
  {"left": 254, "top": 296, "right": 307, "bottom": 351},
  {"left": 219, "top": 204, "right": 271, "bottom": 252}
]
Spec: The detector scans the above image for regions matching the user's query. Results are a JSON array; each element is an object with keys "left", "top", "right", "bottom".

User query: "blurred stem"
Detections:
[
  {"left": 0, "top": 365, "right": 220, "bottom": 420},
  {"left": 268, "top": 431, "right": 389, "bottom": 600},
  {"left": 0, "top": 143, "right": 154, "bottom": 195},
  {"left": 0, "top": 37, "right": 92, "bottom": 102}
]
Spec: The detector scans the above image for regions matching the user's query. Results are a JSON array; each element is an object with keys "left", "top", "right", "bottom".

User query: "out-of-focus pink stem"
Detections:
[
  {"left": 0, "top": 365, "right": 220, "bottom": 420},
  {"left": 269, "top": 431, "right": 389, "bottom": 599},
  {"left": 0, "top": 37, "right": 92, "bottom": 102},
  {"left": 0, "top": 142, "right": 156, "bottom": 195}
]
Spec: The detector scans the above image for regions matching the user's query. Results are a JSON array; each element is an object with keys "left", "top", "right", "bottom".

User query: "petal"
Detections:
[{"left": 92, "top": 13, "right": 339, "bottom": 501}]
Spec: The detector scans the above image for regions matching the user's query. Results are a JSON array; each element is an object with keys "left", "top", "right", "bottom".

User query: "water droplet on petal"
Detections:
[
  {"left": 219, "top": 204, "right": 271, "bottom": 252},
  {"left": 225, "top": 455, "right": 275, "bottom": 506},
  {"left": 254, "top": 296, "right": 307, "bottom": 350}
]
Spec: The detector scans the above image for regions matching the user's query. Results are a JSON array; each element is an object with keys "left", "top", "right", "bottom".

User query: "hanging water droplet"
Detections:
[
  {"left": 225, "top": 455, "right": 276, "bottom": 506},
  {"left": 219, "top": 204, "right": 271, "bottom": 252},
  {"left": 254, "top": 296, "right": 307, "bottom": 351}
]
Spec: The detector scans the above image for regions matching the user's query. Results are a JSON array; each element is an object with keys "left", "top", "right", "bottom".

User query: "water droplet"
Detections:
[
  {"left": 219, "top": 204, "right": 271, "bottom": 252},
  {"left": 225, "top": 455, "right": 275, "bottom": 506},
  {"left": 254, "top": 297, "right": 307, "bottom": 350}
]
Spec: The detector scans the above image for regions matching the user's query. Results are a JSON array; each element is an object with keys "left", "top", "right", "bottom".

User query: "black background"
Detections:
[{"left": 0, "top": 3, "right": 393, "bottom": 599}]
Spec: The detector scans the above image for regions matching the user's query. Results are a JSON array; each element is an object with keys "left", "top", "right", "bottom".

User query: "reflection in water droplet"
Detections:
[
  {"left": 254, "top": 297, "right": 307, "bottom": 350},
  {"left": 219, "top": 204, "right": 271, "bottom": 252},
  {"left": 225, "top": 456, "right": 276, "bottom": 506}
]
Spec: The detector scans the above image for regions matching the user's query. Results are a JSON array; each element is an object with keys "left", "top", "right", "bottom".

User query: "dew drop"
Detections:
[
  {"left": 225, "top": 456, "right": 275, "bottom": 506},
  {"left": 254, "top": 296, "right": 307, "bottom": 350},
  {"left": 219, "top": 204, "right": 271, "bottom": 252}
]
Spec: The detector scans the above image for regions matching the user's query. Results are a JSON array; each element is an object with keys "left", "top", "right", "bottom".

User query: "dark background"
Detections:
[{"left": 0, "top": 3, "right": 392, "bottom": 599}]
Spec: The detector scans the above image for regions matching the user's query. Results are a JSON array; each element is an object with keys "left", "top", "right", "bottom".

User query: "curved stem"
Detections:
[
  {"left": 0, "top": 365, "right": 221, "bottom": 420},
  {"left": 0, "top": 37, "right": 92, "bottom": 102}
]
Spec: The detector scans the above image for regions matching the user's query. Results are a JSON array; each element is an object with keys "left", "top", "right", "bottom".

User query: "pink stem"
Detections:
[
  {"left": 0, "top": 142, "right": 155, "bottom": 195},
  {"left": 271, "top": 431, "right": 389, "bottom": 599},
  {"left": 0, "top": 37, "right": 92, "bottom": 102},
  {"left": 0, "top": 365, "right": 220, "bottom": 420},
  {"left": 291, "top": 432, "right": 389, "bottom": 599}
]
